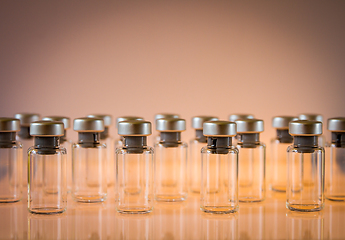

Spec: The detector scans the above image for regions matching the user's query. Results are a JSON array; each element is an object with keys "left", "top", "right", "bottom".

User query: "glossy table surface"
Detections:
[{"left": 0, "top": 191, "right": 344, "bottom": 240}]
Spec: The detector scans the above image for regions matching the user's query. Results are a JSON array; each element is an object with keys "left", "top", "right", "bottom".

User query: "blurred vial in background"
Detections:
[
  {"left": 72, "top": 118, "right": 107, "bottom": 203},
  {"left": 116, "top": 120, "right": 154, "bottom": 213},
  {"left": 287, "top": 120, "right": 325, "bottom": 212},
  {"left": 201, "top": 120, "right": 239, "bottom": 214},
  {"left": 270, "top": 116, "right": 298, "bottom": 192},
  {"left": 236, "top": 119, "right": 266, "bottom": 202},
  {"left": 325, "top": 118, "right": 345, "bottom": 201},
  {"left": 189, "top": 116, "right": 218, "bottom": 193},
  {"left": 155, "top": 118, "right": 188, "bottom": 202},
  {"left": 154, "top": 113, "right": 180, "bottom": 143},
  {"left": 115, "top": 116, "right": 144, "bottom": 148},
  {"left": 28, "top": 121, "right": 67, "bottom": 214},
  {"left": 42, "top": 116, "right": 72, "bottom": 193},
  {"left": 0, "top": 118, "right": 22, "bottom": 202},
  {"left": 14, "top": 113, "right": 40, "bottom": 186},
  {"left": 228, "top": 114, "right": 254, "bottom": 145},
  {"left": 87, "top": 114, "right": 115, "bottom": 188},
  {"left": 299, "top": 114, "right": 326, "bottom": 147}
]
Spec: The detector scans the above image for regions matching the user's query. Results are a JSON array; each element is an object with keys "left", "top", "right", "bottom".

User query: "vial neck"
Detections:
[
  {"left": 34, "top": 137, "right": 60, "bottom": 154},
  {"left": 18, "top": 126, "right": 32, "bottom": 140},
  {"left": 60, "top": 130, "right": 67, "bottom": 144},
  {"left": 160, "top": 132, "right": 181, "bottom": 147},
  {"left": 124, "top": 136, "right": 147, "bottom": 154},
  {"left": 238, "top": 133, "right": 260, "bottom": 148},
  {"left": 207, "top": 137, "right": 231, "bottom": 154},
  {"left": 293, "top": 136, "right": 318, "bottom": 153},
  {"left": 276, "top": 129, "right": 293, "bottom": 143},
  {"left": 331, "top": 132, "right": 345, "bottom": 147},
  {"left": 100, "top": 127, "right": 109, "bottom": 140},
  {"left": 195, "top": 129, "right": 207, "bottom": 143},
  {"left": 78, "top": 132, "right": 100, "bottom": 147},
  {"left": 0, "top": 132, "right": 17, "bottom": 147}
]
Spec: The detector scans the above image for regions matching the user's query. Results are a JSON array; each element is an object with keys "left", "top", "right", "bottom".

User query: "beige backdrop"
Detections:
[{"left": 1, "top": 1, "right": 344, "bottom": 144}]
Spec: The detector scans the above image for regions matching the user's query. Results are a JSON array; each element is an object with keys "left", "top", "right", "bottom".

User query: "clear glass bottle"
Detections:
[
  {"left": 287, "top": 120, "right": 325, "bottom": 212},
  {"left": 14, "top": 113, "right": 40, "bottom": 186},
  {"left": 325, "top": 118, "right": 345, "bottom": 201},
  {"left": 155, "top": 118, "right": 188, "bottom": 202},
  {"left": 236, "top": 119, "right": 266, "bottom": 202},
  {"left": 72, "top": 118, "right": 107, "bottom": 203},
  {"left": 299, "top": 114, "right": 326, "bottom": 147},
  {"left": 189, "top": 116, "right": 218, "bottom": 193},
  {"left": 228, "top": 114, "right": 254, "bottom": 145},
  {"left": 87, "top": 114, "right": 115, "bottom": 188},
  {"left": 28, "top": 121, "right": 67, "bottom": 214},
  {"left": 116, "top": 120, "right": 154, "bottom": 213},
  {"left": 200, "top": 120, "right": 239, "bottom": 213},
  {"left": 0, "top": 118, "right": 22, "bottom": 203},
  {"left": 270, "top": 116, "right": 298, "bottom": 192},
  {"left": 115, "top": 116, "right": 144, "bottom": 149},
  {"left": 154, "top": 113, "right": 180, "bottom": 144},
  {"left": 42, "top": 116, "right": 72, "bottom": 193}
]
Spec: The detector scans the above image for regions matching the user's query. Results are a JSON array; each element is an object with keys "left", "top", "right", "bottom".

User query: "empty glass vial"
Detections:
[
  {"left": 201, "top": 120, "right": 239, "bottom": 213},
  {"left": 28, "top": 121, "right": 67, "bottom": 214},
  {"left": 325, "top": 118, "right": 345, "bottom": 201},
  {"left": 155, "top": 118, "right": 188, "bottom": 201},
  {"left": 189, "top": 116, "right": 218, "bottom": 193},
  {"left": 228, "top": 114, "right": 254, "bottom": 145},
  {"left": 0, "top": 118, "right": 22, "bottom": 202},
  {"left": 115, "top": 116, "right": 144, "bottom": 148},
  {"left": 72, "top": 118, "right": 107, "bottom": 203},
  {"left": 42, "top": 116, "right": 72, "bottom": 193},
  {"left": 14, "top": 113, "right": 40, "bottom": 186},
  {"left": 154, "top": 113, "right": 180, "bottom": 143},
  {"left": 287, "top": 120, "right": 325, "bottom": 212},
  {"left": 236, "top": 119, "right": 266, "bottom": 202},
  {"left": 116, "top": 120, "right": 153, "bottom": 213},
  {"left": 299, "top": 114, "right": 326, "bottom": 147},
  {"left": 270, "top": 116, "right": 298, "bottom": 192},
  {"left": 87, "top": 114, "right": 115, "bottom": 188}
]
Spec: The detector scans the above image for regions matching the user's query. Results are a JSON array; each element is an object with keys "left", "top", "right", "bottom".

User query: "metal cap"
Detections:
[
  {"left": 73, "top": 118, "right": 104, "bottom": 132},
  {"left": 235, "top": 119, "right": 264, "bottom": 133},
  {"left": 203, "top": 121, "right": 236, "bottom": 137},
  {"left": 298, "top": 114, "right": 323, "bottom": 122},
  {"left": 327, "top": 118, "right": 345, "bottom": 132},
  {"left": 30, "top": 121, "right": 64, "bottom": 136},
  {"left": 289, "top": 120, "right": 322, "bottom": 136},
  {"left": 14, "top": 113, "right": 40, "bottom": 126},
  {"left": 192, "top": 116, "right": 218, "bottom": 129},
  {"left": 87, "top": 114, "right": 112, "bottom": 127},
  {"left": 116, "top": 116, "right": 144, "bottom": 128},
  {"left": 42, "top": 116, "right": 70, "bottom": 129},
  {"left": 272, "top": 116, "right": 298, "bottom": 129},
  {"left": 0, "top": 118, "right": 21, "bottom": 132},
  {"left": 229, "top": 114, "right": 254, "bottom": 122},
  {"left": 155, "top": 113, "right": 180, "bottom": 121},
  {"left": 156, "top": 118, "right": 186, "bottom": 132},
  {"left": 118, "top": 120, "right": 152, "bottom": 136}
]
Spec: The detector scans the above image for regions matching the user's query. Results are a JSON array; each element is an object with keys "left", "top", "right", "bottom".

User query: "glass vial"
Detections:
[
  {"left": 154, "top": 113, "right": 180, "bottom": 144},
  {"left": 189, "top": 116, "right": 218, "bottom": 193},
  {"left": 287, "top": 120, "right": 325, "bottom": 212},
  {"left": 42, "top": 116, "right": 72, "bottom": 193},
  {"left": 236, "top": 119, "right": 266, "bottom": 202},
  {"left": 72, "top": 118, "right": 107, "bottom": 203},
  {"left": 14, "top": 113, "right": 40, "bottom": 186},
  {"left": 325, "top": 118, "right": 345, "bottom": 201},
  {"left": 0, "top": 118, "right": 22, "bottom": 202},
  {"left": 228, "top": 114, "right": 254, "bottom": 145},
  {"left": 116, "top": 120, "right": 154, "bottom": 213},
  {"left": 28, "top": 121, "right": 67, "bottom": 214},
  {"left": 270, "top": 116, "right": 298, "bottom": 192},
  {"left": 299, "top": 114, "right": 326, "bottom": 147},
  {"left": 200, "top": 120, "right": 239, "bottom": 213},
  {"left": 154, "top": 118, "right": 188, "bottom": 202},
  {"left": 115, "top": 116, "right": 144, "bottom": 149}
]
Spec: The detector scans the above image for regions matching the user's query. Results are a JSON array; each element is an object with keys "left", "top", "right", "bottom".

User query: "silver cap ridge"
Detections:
[
  {"left": 30, "top": 121, "right": 64, "bottom": 136},
  {"left": 203, "top": 121, "right": 236, "bottom": 137},
  {"left": 229, "top": 114, "right": 254, "bottom": 122},
  {"left": 0, "top": 118, "right": 21, "bottom": 132},
  {"left": 235, "top": 119, "right": 264, "bottom": 133},
  {"left": 298, "top": 114, "right": 323, "bottom": 122},
  {"left": 74, "top": 118, "right": 104, "bottom": 132},
  {"left": 156, "top": 118, "right": 186, "bottom": 132},
  {"left": 192, "top": 116, "right": 218, "bottom": 129},
  {"left": 272, "top": 116, "right": 298, "bottom": 129},
  {"left": 327, "top": 118, "right": 345, "bottom": 132},
  {"left": 42, "top": 116, "right": 70, "bottom": 129},
  {"left": 118, "top": 120, "right": 151, "bottom": 136},
  {"left": 289, "top": 120, "right": 322, "bottom": 136},
  {"left": 14, "top": 113, "right": 40, "bottom": 126},
  {"left": 87, "top": 114, "right": 112, "bottom": 127},
  {"left": 155, "top": 113, "right": 180, "bottom": 121}
]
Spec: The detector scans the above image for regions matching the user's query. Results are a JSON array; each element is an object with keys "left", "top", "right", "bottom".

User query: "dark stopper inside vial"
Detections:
[
  {"left": 34, "top": 137, "right": 60, "bottom": 154},
  {"left": 195, "top": 129, "right": 207, "bottom": 143},
  {"left": 207, "top": 137, "right": 232, "bottom": 154},
  {"left": 78, "top": 132, "right": 101, "bottom": 148},
  {"left": 19, "top": 126, "right": 32, "bottom": 139},
  {"left": 332, "top": 132, "right": 345, "bottom": 147},
  {"left": 124, "top": 136, "right": 147, "bottom": 154},
  {"left": 0, "top": 132, "right": 17, "bottom": 148},
  {"left": 276, "top": 129, "right": 293, "bottom": 143},
  {"left": 293, "top": 136, "right": 318, "bottom": 153},
  {"left": 238, "top": 133, "right": 260, "bottom": 148},
  {"left": 100, "top": 127, "right": 109, "bottom": 140},
  {"left": 160, "top": 132, "right": 181, "bottom": 148}
]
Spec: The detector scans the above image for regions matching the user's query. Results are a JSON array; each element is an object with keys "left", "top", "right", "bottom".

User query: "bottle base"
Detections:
[
  {"left": 326, "top": 195, "right": 345, "bottom": 201},
  {"left": 73, "top": 194, "right": 107, "bottom": 203},
  {"left": 155, "top": 194, "right": 187, "bottom": 202},
  {"left": 270, "top": 185, "right": 286, "bottom": 192},
  {"left": 0, "top": 197, "right": 22, "bottom": 203},
  {"left": 239, "top": 197, "right": 265, "bottom": 203},
  {"left": 117, "top": 206, "right": 153, "bottom": 214},
  {"left": 201, "top": 206, "right": 238, "bottom": 214},
  {"left": 286, "top": 203, "right": 324, "bottom": 212},
  {"left": 29, "top": 207, "right": 66, "bottom": 214}
]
